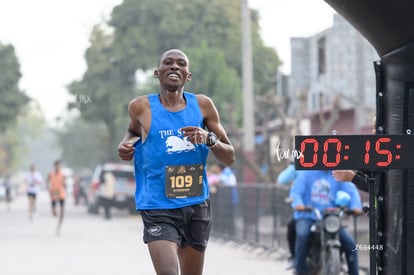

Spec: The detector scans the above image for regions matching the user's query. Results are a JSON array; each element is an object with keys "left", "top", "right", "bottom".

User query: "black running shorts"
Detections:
[{"left": 141, "top": 200, "right": 212, "bottom": 252}]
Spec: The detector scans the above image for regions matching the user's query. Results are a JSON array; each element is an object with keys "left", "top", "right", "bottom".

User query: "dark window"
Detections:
[{"left": 318, "top": 37, "right": 326, "bottom": 75}]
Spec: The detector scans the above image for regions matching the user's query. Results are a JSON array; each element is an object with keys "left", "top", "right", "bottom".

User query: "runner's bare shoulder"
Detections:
[{"left": 129, "top": 95, "right": 150, "bottom": 113}]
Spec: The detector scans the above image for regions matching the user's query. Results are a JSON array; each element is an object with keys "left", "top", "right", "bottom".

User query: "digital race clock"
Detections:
[{"left": 294, "top": 135, "right": 414, "bottom": 170}]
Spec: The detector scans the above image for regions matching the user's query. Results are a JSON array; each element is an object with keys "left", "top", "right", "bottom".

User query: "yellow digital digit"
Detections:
[
  {"left": 170, "top": 176, "right": 175, "bottom": 188},
  {"left": 199, "top": 176, "right": 203, "bottom": 185}
]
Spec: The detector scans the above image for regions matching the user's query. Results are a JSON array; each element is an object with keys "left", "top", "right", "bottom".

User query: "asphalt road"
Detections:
[{"left": 0, "top": 191, "right": 293, "bottom": 275}]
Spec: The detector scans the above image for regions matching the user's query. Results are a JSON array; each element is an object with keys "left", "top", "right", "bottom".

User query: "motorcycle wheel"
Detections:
[
  {"left": 306, "top": 235, "right": 321, "bottom": 275},
  {"left": 325, "top": 247, "right": 341, "bottom": 275}
]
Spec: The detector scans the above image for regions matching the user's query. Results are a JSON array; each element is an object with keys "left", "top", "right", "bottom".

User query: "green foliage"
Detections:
[
  {"left": 110, "top": 0, "right": 241, "bottom": 69},
  {"left": 54, "top": 116, "right": 110, "bottom": 171},
  {"left": 0, "top": 102, "right": 46, "bottom": 174},
  {"left": 66, "top": 0, "right": 281, "bottom": 160},
  {"left": 67, "top": 27, "right": 135, "bottom": 160},
  {"left": 0, "top": 43, "right": 30, "bottom": 132},
  {"left": 184, "top": 44, "right": 242, "bottom": 126},
  {"left": 108, "top": 0, "right": 280, "bottom": 96}
]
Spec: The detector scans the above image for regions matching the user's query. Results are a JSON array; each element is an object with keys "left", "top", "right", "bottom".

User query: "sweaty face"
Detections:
[{"left": 156, "top": 50, "right": 191, "bottom": 90}]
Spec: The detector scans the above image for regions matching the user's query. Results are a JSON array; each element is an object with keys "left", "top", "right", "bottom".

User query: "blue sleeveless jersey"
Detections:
[{"left": 133, "top": 92, "right": 210, "bottom": 210}]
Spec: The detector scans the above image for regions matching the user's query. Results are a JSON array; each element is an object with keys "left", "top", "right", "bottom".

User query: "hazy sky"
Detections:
[{"left": 0, "top": 0, "right": 335, "bottom": 123}]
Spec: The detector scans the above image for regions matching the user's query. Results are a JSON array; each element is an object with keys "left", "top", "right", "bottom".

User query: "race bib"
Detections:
[{"left": 165, "top": 164, "right": 204, "bottom": 198}]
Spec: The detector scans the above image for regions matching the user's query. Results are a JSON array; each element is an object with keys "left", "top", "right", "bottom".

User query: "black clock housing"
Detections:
[{"left": 294, "top": 135, "right": 414, "bottom": 170}]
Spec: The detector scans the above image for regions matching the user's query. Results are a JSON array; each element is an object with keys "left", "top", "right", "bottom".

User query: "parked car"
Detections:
[{"left": 87, "top": 163, "right": 136, "bottom": 216}]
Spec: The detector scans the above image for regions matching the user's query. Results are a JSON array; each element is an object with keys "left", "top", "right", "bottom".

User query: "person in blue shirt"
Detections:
[
  {"left": 218, "top": 163, "right": 237, "bottom": 186},
  {"left": 289, "top": 170, "right": 363, "bottom": 275},
  {"left": 277, "top": 162, "right": 299, "bottom": 185},
  {"left": 117, "top": 49, "right": 235, "bottom": 275}
]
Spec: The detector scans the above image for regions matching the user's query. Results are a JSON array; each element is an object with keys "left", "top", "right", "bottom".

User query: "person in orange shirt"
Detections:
[{"left": 47, "top": 160, "right": 66, "bottom": 235}]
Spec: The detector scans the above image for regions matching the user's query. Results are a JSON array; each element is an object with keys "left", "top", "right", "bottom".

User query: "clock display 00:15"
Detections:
[{"left": 294, "top": 135, "right": 414, "bottom": 170}]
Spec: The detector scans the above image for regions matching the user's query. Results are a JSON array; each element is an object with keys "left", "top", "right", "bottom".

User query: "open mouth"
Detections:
[{"left": 167, "top": 73, "right": 180, "bottom": 81}]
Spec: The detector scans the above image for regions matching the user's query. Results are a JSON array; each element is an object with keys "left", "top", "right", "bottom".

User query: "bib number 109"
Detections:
[
  {"left": 169, "top": 175, "right": 194, "bottom": 188},
  {"left": 165, "top": 165, "right": 203, "bottom": 198}
]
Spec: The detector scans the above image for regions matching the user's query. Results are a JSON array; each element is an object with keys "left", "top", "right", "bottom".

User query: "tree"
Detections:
[
  {"left": 0, "top": 42, "right": 30, "bottom": 173},
  {"left": 54, "top": 116, "right": 109, "bottom": 172},
  {"left": 67, "top": 27, "right": 134, "bottom": 161},
  {"left": 0, "top": 102, "right": 47, "bottom": 174},
  {"left": 108, "top": 0, "right": 280, "bottom": 95},
  {"left": 66, "top": 0, "right": 281, "bottom": 172},
  {"left": 183, "top": 43, "right": 242, "bottom": 126},
  {"left": 0, "top": 42, "right": 30, "bottom": 132}
]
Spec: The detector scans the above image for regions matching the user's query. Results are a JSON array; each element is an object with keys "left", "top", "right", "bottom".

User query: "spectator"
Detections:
[
  {"left": 207, "top": 163, "right": 221, "bottom": 194},
  {"left": 218, "top": 163, "right": 237, "bottom": 187},
  {"left": 3, "top": 175, "right": 12, "bottom": 211},
  {"left": 100, "top": 172, "right": 116, "bottom": 220}
]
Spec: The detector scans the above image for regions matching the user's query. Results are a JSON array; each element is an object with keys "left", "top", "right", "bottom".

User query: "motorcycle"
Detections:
[{"left": 304, "top": 191, "right": 353, "bottom": 275}]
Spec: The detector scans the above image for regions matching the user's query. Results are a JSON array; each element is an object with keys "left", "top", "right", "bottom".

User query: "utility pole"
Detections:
[{"left": 241, "top": 0, "right": 255, "bottom": 183}]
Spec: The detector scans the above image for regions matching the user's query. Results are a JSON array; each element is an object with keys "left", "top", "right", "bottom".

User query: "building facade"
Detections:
[{"left": 288, "top": 14, "right": 379, "bottom": 134}]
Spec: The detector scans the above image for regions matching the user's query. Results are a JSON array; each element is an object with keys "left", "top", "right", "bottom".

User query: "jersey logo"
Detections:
[
  {"left": 311, "top": 179, "right": 331, "bottom": 205},
  {"left": 166, "top": 136, "right": 195, "bottom": 153}
]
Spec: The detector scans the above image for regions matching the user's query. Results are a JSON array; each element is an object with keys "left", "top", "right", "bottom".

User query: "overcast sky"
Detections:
[{"left": 0, "top": 0, "right": 335, "bottom": 123}]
